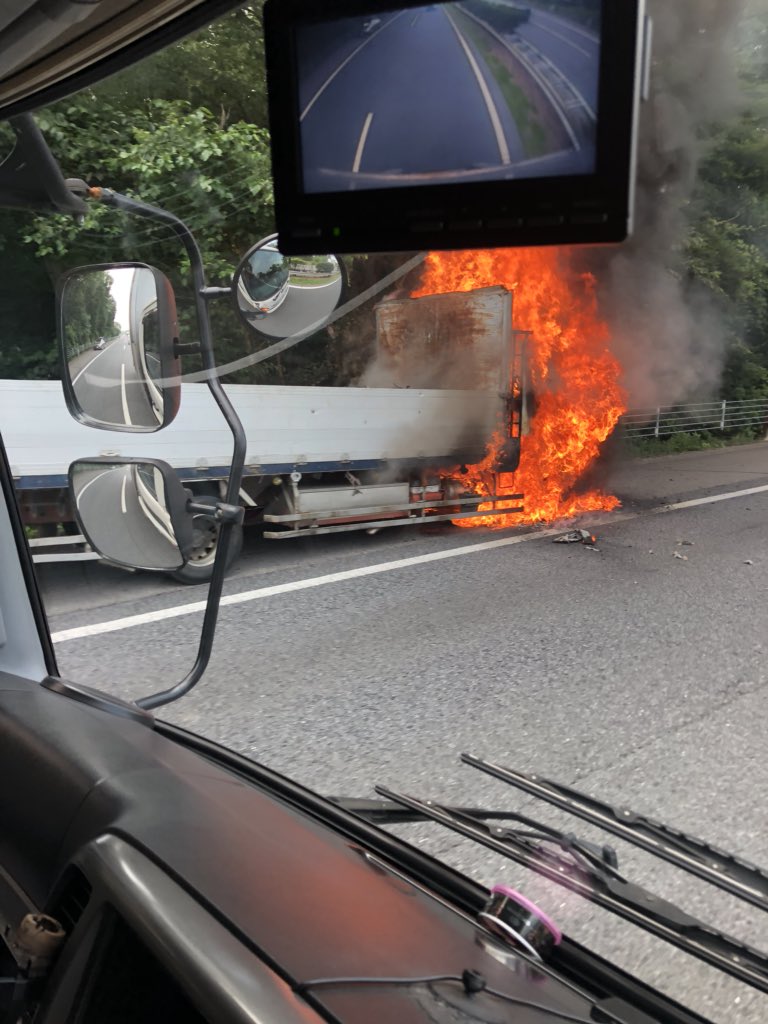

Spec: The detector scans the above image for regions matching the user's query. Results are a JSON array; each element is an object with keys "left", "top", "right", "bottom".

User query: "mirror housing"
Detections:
[
  {"left": 59, "top": 263, "right": 181, "bottom": 432},
  {"left": 232, "top": 234, "right": 343, "bottom": 340},
  {"left": 69, "top": 457, "right": 194, "bottom": 571}
]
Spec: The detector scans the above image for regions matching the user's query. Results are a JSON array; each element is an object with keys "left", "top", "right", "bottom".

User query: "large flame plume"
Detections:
[{"left": 412, "top": 249, "right": 626, "bottom": 526}]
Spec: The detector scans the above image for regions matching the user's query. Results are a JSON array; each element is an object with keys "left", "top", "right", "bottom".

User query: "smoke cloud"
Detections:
[{"left": 593, "top": 0, "right": 750, "bottom": 408}]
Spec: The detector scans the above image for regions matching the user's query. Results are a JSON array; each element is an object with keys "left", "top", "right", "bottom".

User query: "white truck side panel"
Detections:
[{"left": 1, "top": 379, "right": 497, "bottom": 482}]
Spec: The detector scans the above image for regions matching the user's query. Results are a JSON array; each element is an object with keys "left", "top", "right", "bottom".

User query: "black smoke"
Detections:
[{"left": 590, "top": 0, "right": 750, "bottom": 408}]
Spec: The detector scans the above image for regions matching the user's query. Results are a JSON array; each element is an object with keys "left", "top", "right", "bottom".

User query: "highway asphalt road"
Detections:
[
  {"left": 71, "top": 462, "right": 184, "bottom": 570},
  {"left": 301, "top": 7, "right": 511, "bottom": 187},
  {"left": 70, "top": 331, "right": 159, "bottom": 428},
  {"left": 38, "top": 441, "right": 768, "bottom": 1023},
  {"left": 248, "top": 277, "right": 343, "bottom": 341},
  {"left": 299, "top": 3, "right": 591, "bottom": 191}
]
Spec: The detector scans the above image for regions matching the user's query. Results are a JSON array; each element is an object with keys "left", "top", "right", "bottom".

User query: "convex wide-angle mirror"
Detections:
[
  {"left": 232, "top": 234, "right": 343, "bottom": 339},
  {"left": 59, "top": 263, "right": 181, "bottom": 432},
  {"left": 70, "top": 458, "right": 194, "bottom": 571}
]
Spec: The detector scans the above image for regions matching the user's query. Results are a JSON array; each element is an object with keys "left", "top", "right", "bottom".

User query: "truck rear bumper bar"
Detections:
[
  {"left": 28, "top": 533, "right": 101, "bottom": 563},
  {"left": 263, "top": 493, "right": 524, "bottom": 539}
]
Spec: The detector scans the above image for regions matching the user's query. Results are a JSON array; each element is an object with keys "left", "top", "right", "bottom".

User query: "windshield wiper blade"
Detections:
[
  {"left": 328, "top": 796, "right": 523, "bottom": 826},
  {"left": 375, "top": 785, "right": 768, "bottom": 996},
  {"left": 330, "top": 796, "right": 619, "bottom": 868},
  {"left": 461, "top": 754, "right": 768, "bottom": 914}
]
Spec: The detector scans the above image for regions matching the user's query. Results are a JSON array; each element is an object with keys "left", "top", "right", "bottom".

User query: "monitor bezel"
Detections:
[{"left": 265, "top": 0, "right": 645, "bottom": 253}]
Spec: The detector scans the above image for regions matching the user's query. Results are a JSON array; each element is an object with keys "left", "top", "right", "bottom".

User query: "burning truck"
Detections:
[
  {"left": 3, "top": 245, "right": 627, "bottom": 581},
  {"left": 2, "top": 283, "right": 532, "bottom": 582},
  {"left": 414, "top": 247, "right": 627, "bottom": 527}
]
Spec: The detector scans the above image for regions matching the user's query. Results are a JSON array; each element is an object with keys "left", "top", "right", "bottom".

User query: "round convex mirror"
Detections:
[{"left": 232, "top": 235, "right": 343, "bottom": 339}]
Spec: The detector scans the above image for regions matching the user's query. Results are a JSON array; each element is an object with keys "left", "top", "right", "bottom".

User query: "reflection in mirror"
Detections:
[
  {"left": 70, "top": 459, "right": 192, "bottom": 571},
  {"left": 60, "top": 265, "right": 178, "bottom": 432},
  {"left": 233, "top": 236, "right": 343, "bottom": 339}
]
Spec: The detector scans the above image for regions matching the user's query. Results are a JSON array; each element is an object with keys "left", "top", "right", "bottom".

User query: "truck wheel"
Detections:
[{"left": 171, "top": 499, "right": 243, "bottom": 585}]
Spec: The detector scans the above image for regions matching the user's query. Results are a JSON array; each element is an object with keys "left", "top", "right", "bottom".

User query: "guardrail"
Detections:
[{"left": 621, "top": 398, "right": 768, "bottom": 440}]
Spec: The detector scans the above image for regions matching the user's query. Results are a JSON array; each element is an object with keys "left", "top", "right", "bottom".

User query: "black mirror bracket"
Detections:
[
  {"left": 84, "top": 187, "right": 248, "bottom": 713},
  {"left": 187, "top": 500, "right": 244, "bottom": 525},
  {"left": 200, "top": 286, "right": 233, "bottom": 300},
  {"left": 173, "top": 339, "right": 201, "bottom": 358}
]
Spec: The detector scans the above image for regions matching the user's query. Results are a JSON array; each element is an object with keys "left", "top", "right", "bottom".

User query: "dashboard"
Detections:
[{"left": 0, "top": 669, "right": 622, "bottom": 1024}]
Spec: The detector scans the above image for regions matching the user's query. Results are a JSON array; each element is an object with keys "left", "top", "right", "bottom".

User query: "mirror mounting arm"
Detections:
[
  {"left": 187, "top": 500, "right": 244, "bottom": 525},
  {"left": 88, "top": 187, "right": 247, "bottom": 713},
  {"left": 173, "top": 340, "right": 201, "bottom": 358},
  {"left": 200, "top": 286, "right": 233, "bottom": 300}
]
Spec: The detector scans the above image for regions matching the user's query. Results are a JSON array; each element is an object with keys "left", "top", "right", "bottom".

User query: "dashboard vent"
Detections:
[{"left": 48, "top": 868, "right": 92, "bottom": 934}]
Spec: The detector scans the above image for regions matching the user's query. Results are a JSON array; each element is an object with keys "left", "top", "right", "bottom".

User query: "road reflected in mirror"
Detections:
[
  {"left": 233, "top": 237, "right": 343, "bottom": 339},
  {"left": 61, "top": 266, "right": 174, "bottom": 431},
  {"left": 70, "top": 460, "right": 187, "bottom": 571}
]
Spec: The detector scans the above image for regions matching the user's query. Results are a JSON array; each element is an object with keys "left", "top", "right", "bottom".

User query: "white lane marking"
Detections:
[
  {"left": 300, "top": 13, "right": 403, "bottom": 121},
  {"left": 446, "top": 12, "right": 511, "bottom": 165},
  {"left": 120, "top": 469, "right": 128, "bottom": 514},
  {"left": 73, "top": 468, "right": 111, "bottom": 509},
  {"left": 457, "top": 6, "right": 581, "bottom": 147},
  {"left": 72, "top": 345, "right": 108, "bottom": 387},
  {"left": 49, "top": 482, "right": 768, "bottom": 645},
  {"left": 120, "top": 362, "right": 133, "bottom": 427},
  {"left": 352, "top": 112, "right": 374, "bottom": 173},
  {"left": 656, "top": 484, "right": 768, "bottom": 512},
  {"left": 529, "top": 19, "right": 592, "bottom": 58}
]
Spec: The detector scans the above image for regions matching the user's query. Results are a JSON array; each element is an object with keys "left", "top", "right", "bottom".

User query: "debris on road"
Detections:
[
  {"left": 744, "top": 560, "right": 754, "bottom": 566},
  {"left": 673, "top": 552, "right": 688, "bottom": 561},
  {"left": 676, "top": 540, "right": 695, "bottom": 547},
  {"left": 554, "top": 529, "right": 596, "bottom": 546}
]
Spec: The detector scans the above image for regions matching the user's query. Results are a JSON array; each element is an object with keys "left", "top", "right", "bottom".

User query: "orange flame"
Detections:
[{"left": 412, "top": 249, "right": 625, "bottom": 527}]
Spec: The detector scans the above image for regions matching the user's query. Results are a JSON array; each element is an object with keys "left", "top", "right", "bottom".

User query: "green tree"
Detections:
[
  {"left": 60, "top": 271, "right": 117, "bottom": 356},
  {"left": 679, "top": 0, "right": 768, "bottom": 415},
  {"left": 0, "top": 5, "right": 275, "bottom": 382}
]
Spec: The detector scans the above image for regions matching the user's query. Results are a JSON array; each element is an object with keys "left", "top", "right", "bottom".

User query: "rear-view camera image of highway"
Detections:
[{"left": 297, "top": 0, "right": 600, "bottom": 192}]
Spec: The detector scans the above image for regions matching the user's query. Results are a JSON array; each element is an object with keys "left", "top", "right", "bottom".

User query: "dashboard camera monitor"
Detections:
[{"left": 265, "top": 0, "right": 647, "bottom": 254}]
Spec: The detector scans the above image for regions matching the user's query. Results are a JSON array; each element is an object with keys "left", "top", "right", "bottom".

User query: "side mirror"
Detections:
[
  {"left": 232, "top": 234, "right": 343, "bottom": 339},
  {"left": 59, "top": 264, "right": 181, "bottom": 432},
  {"left": 69, "top": 458, "right": 194, "bottom": 571}
]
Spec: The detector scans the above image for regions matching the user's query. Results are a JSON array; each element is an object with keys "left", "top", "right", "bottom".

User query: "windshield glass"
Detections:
[{"left": 1, "top": 3, "right": 767, "bottom": 1022}]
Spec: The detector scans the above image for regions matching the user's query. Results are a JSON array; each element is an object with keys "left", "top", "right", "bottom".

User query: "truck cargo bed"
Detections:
[{"left": 1, "top": 379, "right": 498, "bottom": 488}]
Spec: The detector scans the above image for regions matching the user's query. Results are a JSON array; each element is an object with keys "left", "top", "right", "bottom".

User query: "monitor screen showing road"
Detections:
[{"left": 296, "top": 0, "right": 601, "bottom": 194}]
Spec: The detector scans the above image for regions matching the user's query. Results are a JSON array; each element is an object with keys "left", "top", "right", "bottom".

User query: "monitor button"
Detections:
[
  {"left": 448, "top": 219, "right": 484, "bottom": 231},
  {"left": 570, "top": 212, "right": 609, "bottom": 225},
  {"left": 410, "top": 220, "right": 445, "bottom": 232},
  {"left": 486, "top": 217, "right": 523, "bottom": 230},
  {"left": 526, "top": 214, "right": 565, "bottom": 227}
]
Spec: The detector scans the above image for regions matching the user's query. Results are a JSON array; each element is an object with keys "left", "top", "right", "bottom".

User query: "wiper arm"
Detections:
[
  {"left": 329, "top": 796, "right": 519, "bottom": 826},
  {"left": 375, "top": 785, "right": 768, "bottom": 996},
  {"left": 462, "top": 754, "right": 768, "bottom": 914},
  {"left": 330, "top": 796, "right": 619, "bottom": 868}
]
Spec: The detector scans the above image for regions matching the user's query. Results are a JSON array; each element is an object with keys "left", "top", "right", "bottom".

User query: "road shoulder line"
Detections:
[
  {"left": 445, "top": 10, "right": 511, "bottom": 165},
  {"left": 50, "top": 482, "right": 768, "bottom": 644}
]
